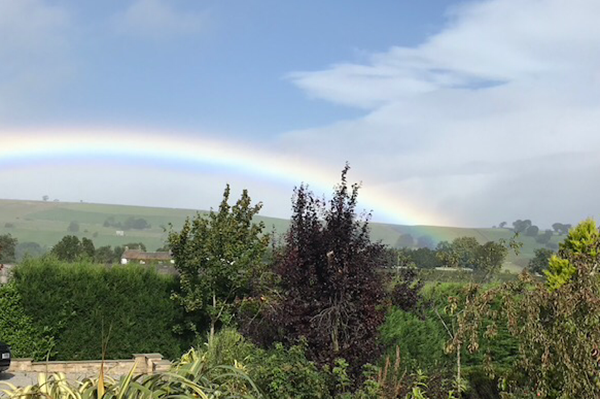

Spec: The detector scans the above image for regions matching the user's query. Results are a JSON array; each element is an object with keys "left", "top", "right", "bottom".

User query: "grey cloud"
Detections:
[{"left": 278, "top": 0, "right": 600, "bottom": 226}]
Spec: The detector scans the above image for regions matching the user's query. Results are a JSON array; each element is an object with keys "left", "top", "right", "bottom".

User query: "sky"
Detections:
[{"left": 1, "top": 0, "right": 599, "bottom": 228}]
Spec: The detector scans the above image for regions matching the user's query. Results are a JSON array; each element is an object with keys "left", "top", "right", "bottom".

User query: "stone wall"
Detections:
[
  {"left": 10, "top": 354, "right": 171, "bottom": 377},
  {"left": 0, "top": 264, "right": 13, "bottom": 285}
]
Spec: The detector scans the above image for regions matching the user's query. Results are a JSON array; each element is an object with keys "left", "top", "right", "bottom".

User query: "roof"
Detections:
[{"left": 122, "top": 250, "right": 172, "bottom": 261}]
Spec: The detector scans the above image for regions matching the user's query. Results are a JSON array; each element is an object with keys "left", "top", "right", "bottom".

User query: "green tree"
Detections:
[
  {"left": 123, "top": 242, "right": 147, "bottom": 251},
  {"left": 51, "top": 236, "right": 82, "bottom": 262},
  {"left": 0, "top": 234, "right": 17, "bottom": 263},
  {"left": 81, "top": 237, "right": 95, "bottom": 259},
  {"left": 525, "top": 225, "right": 539, "bottom": 237},
  {"left": 168, "top": 185, "right": 269, "bottom": 341},
  {"left": 527, "top": 248, "right": 554, "bottom": 275},
  {"left": 396, "top": 234, "right": 414, "bottom": 248},
  {"left": 416, "top": 234, "right": 435, "bottom": 249},
  {"left": 15, "top": 242, "right": 45, "bottom": 261},
  {"left": 94, "top": 245, "right": 116, "bottom": 264},
  {"left": 67, "top": 221, "right": 80, "bottom": 233},
  {"left": 545, "top": 218, "right": 599, "bottom": 291},
  {"left": 535, "top": 229, "right": 553, "bottom": 245},
  {"left": 512, "top": 219, "right": 532, "bottom": 234},
  {"left": 476, "top": 240, "right": 508, "bottom": 278},
  {"left": 456, "top": 218, "right": 600, "bottom": 398}
]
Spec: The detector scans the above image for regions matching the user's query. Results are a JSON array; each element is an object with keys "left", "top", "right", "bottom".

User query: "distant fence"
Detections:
[{"left": 10, "top": 353, "right": 171, "bottom": 376}]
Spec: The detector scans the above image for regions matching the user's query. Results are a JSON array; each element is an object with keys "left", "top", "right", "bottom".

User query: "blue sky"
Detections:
[
  {"left": 2, "top": 0, "right": 600, "bottom": 227},
  {"left": 4, "top": 0, "right": 450, "bottom": 133}
]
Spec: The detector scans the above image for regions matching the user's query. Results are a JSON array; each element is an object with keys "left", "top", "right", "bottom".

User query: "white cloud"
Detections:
[
  {"left": 281, "top": 0, "right": 600, "bottom": 227},
  {"left": 112, "top": 0, "right": 207, "bottom": 39},
  {"left": 0, "top": 0, "right": 73, "bottom": 120}
]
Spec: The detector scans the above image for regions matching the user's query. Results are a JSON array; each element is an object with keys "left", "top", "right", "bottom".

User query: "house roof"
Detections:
[{"left": 122, "top": 250, "right": 172, "bottom": 261}]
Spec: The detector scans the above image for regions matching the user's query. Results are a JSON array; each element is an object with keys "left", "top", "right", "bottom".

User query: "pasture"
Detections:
[{"left": 0, "top": 198, "right": 560, "bottom": 268}]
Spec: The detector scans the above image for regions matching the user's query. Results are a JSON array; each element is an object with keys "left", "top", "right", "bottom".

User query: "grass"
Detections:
[{"left": 0, "top": 199, "right": 562, "bottom": 269}]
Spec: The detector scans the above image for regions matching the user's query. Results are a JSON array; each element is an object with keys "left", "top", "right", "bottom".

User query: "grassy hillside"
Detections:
[{"left": 0, "top": 199, "right": 563, "bottom": 270}]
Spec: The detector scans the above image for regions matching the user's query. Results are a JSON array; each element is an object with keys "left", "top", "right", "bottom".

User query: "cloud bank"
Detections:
[{"left": 280, "top": 0, "right": 600, "bottom": 227}]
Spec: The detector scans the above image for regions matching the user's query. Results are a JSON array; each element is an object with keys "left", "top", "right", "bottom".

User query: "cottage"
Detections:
[{"left": 120, "top": 249, "right": 174, "bottom": 265}]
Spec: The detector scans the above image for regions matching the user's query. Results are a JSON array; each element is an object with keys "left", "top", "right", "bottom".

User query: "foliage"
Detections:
[
  {"left": 0, "top": 282, "right": 56, "bottom": 358},
  {"left": 545, "top": 218, "right": 599, "bottom": 291},
  {"left": 527, "top": 248, "right": 554, "bottom": 275},
  {"left": 397, "top": 234, "right": 415, "bottom": 248},
  {"left": 68, "top": 221, "right": 80, "bottom": 233},
  {"left": 551, "top": 222, "right": 571, "bottom": 235},
  {"left": 416, "top": 235, "right": 435, "bottom": 249},
  {"left": 51, "top": 235, "right": 86, "bottom": 262},
  {"left": 524, "top": 225, "right": 539, "bottom": 237},
  {"left": 15, "top": 241, "right": 46, "bottom": 261},
  {"left": 186, "top": 328, "right": 331, "bottom": 399},
  {"left": 10, "top": 257, "right": 184, "bottom": 360},
  {"left": 381, "top": 309, "right": 449, "bottom": 372},
  {"left": 266, "top": 165, "right": 386, "bottom": 374},
  {"left": 535, "top": 229, "right": 553, "bottom": 245},
  {"left": 511, "top": 220, "right": 532, "bottom": 234},
  {"left": 94, "top": 245, "right": 118, "bottom": 264},
  {"left": 0, "top": 345, "right": 262, "bottom": 399},
  {"left": 0, "top": 233, "right": 17, "bottom": 263},
  {"left": 435, "top": 237, "right": 508, "bottom": 279},
  {"left": 393, "top": 248, "right": 442, "bottom": 269},
  {"left": 123, "top": 242, "right": 147, "bottom": 251},
  {"left": 390, "top": 268, "right": 423, "bottom": 312},
  {"left": 454, "top": 220, "right": 600, "bottom": 398},
  {"left": 123, "top": 217, "right": 151, "bottom": 230},
  {"left": 168, "top": 184, "right": 269, "bottom": 339}
]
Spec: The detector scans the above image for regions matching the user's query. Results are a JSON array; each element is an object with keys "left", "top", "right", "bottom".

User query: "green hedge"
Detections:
[
  {"left": 9, "top": 257, "right": 185, "bottom": 360},
  {"left": 0, "top": 283, "right": 55, "bottom": 358}
]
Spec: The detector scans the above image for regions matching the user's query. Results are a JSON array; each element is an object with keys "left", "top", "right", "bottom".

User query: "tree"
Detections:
[
  {"left": 410, "top": 247, "right": 442, "bottom": 269},
  {"left": 499, "top": 221, "right": 507, "bottom": 228},
  {"left": 416, "top": 234, "right": 435, "bottom": 249},
  {"left": 42, "top": 195, "right": 49, "bottom": 202},
  {"left": 81, "top": 237, "right": 95, "bottom": 259},
  {"left": 456, "top": 219, "right": 600, "bottom": 397},
  {"left": 15, "top": 242, "right": 44, "bottom": 261},
  {"left": 123, "top": 242, "right": 147, "bottom": 252},
  {"left": 396, "top": 233, "right": 414, "bottom": 248},
  {"left": 527, "top": 248, "right": 554, "bottom": 275},
  {"left": 67, "top": 221, "right": 80, "bottom": 233},
  {"left": 512, "top": 219, "right": 532, "bottom": 234},
  {"left": 476, "top": 240, "right": 508, "bottom": 277},
  {"left": 123, "top": 217, "right": 151, "bottom": 230},
  {"left": 552, "top": 222, "right": 572, "bottom": 235},
  {"left": 0, "top": 234, "right": 17, "bottom": 263},
  {"left": 51, "top": 236, "right": 82, "bottom": 262},
  {"left": 168, "top": 184, "right": 269, "bottom": 341},
  {"left": 267, "top": 166, "right": 386, "bottom": 373},
  {"left": 535, "top": 229, "right": 553, "bottom": 245},
  {"left": 94, "top": 245, "right": 117, "bottom": 264},
  {"left": 524, "top": 225, "right": 539, "bottom": 237}
]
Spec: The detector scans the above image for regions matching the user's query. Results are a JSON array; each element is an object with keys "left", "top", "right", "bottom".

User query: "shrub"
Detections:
[
  {"left": 0, "top": 283, "right": 55, "bottom": 358},
  {"left": 11, "top": 257, "right": 186, "bottom": 360}
]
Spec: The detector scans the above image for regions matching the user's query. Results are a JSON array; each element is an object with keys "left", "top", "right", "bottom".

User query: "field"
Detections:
[{"left": 0, "top": 199, "right": 562, "bottom": 269}]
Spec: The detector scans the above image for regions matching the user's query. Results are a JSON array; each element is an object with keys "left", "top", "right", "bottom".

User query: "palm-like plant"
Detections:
[{"left": 0, "top": 350, "right": 262, "bottom": 399}]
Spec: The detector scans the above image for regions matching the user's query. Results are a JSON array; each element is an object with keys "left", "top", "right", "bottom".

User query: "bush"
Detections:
[
  {"left": 0, "top": 283, "right": 55, "bottom": 358},
  {"left": 10, "top": 257, "right": 187, "bottom": 360},
  {"left": 195, "top": 329, "right": 331, "bottom": 399}
]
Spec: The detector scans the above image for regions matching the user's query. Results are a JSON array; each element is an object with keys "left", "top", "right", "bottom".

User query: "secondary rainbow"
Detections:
[{"left": 0, "top": 128, "right": 454, "bottom": 227}]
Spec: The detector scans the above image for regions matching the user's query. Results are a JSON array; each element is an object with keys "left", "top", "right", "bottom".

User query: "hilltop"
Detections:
[{"left": 0, "top": 199, "right": 561, "bottom": 270}]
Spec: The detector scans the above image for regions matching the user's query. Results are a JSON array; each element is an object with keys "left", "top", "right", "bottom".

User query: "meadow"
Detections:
[{"left": 0, "top": 199, "right": 559, "bottom": 269}]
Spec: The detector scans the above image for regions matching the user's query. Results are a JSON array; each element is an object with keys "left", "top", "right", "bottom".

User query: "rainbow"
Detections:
[{"left": 0, "top": 128, "right": 454, "bottom": 227}]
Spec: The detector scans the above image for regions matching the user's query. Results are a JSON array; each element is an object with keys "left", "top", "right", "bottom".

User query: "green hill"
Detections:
[{"left": 0, "top": 199, "right": 561, "bottom": 270}]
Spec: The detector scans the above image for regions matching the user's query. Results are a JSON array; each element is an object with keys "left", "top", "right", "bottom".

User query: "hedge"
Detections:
[{"left": 8, "top": 257, "right": 186, "bottom": 360}]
